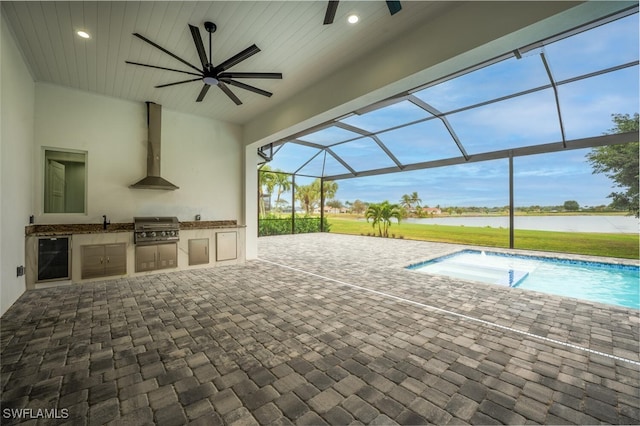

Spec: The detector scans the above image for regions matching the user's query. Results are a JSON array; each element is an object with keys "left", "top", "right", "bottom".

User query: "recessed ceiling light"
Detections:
[
  {"left": 347, "top": 15, "right": 359, "bottom": 24},
  {"left": 77, "top": 30, "right": 90, "bottom": 39}
]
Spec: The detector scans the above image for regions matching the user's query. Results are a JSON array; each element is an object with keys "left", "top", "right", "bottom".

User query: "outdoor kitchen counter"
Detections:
[
  {"left": 26, "top": 223, "right": 134, "bottom": 236},
  {"left": 25, "top": 220, "right": 246, "bottom": 289},
  {"left": 179, "top": 220, "right": 243, "bottom": 230},
  {"left": 25, "top": 220, "right": 243, "bottom": 236}
]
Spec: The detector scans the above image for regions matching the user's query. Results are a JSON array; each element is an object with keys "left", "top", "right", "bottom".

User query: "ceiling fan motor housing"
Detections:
[
  {"left": 203, "top": 76, "right": 219, "bottom": 86},
  {"left": 204, "top": 21, "right": 217, "bottom": 33}
]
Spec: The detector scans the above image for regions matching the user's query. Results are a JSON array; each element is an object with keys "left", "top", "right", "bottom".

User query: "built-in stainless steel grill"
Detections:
[{"left": 134, "top": 217, "right": 179, "bottom": 245}]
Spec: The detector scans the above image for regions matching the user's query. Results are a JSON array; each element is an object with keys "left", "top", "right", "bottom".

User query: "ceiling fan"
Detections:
[
  {"left": 125, "top": 21, "right": 282, "bottom": 105},
  {"left": 323, "top": 0, "right": 402, "bottom": 25}
]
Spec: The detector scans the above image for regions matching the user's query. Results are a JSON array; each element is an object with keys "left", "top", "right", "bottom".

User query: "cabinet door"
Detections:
[
  {"left": 216, "top": 232, "right": 237, "bottom": 261},
  {"left": 157, "top": 243, "right": 177, "bottom": 269},
  {"left": 135, "top": 245, "right": 157, "bottom": 272},
  {"left": 104, "top": 244, "right": 126, "bottom": 276},
  {"left": 188, "top": 239, "right": 209, "bottom": 266},
  {"left": 81, "top": 245, "right": 105, "bottom": 279}
]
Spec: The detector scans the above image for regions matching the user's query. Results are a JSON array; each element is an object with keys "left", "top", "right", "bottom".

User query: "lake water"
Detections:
[{"left": 403, "top": 215, "right": 638, "bottom": 234}]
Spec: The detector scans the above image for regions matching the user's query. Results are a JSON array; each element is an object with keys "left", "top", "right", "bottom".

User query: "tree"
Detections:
[
  {"left": 563, "top": 200, "right": 580, "bottom": 211},
  {"left": 586, "top": 113, "right": 639, "bottom": 216},
  {"left": 400, "top": 192, "right": 422, "bottom": 213},
  {"left": 294, "top": 179, "right": 339, "bottom": 214},
  {"left": 400, "top": 194, "right": 413, "bottom": 210},
  {"left": 273, "top": 173, "right": 292, "bottom": 211},
  {"left": 365, "top": 201, "right": 402, "bottom": 237},
  {"left": 351, "top": 199, "right": 367, "bottom": 214},
  {"left": 258, "top": 165, "right": 277, "bottom": 217},
  {"left": 295, "top": 184, "right": 316, "bottom": 214},
  {"left": 316, "top": 179, "right": 338, "bottom": 201},
  {"left": 326, "top": 199, "right": 343, "bottom": 210},
  {"left": 410, "top": 192, "right": 422, "bottom": 209}
]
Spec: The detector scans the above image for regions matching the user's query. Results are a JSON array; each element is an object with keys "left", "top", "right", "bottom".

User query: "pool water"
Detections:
[{"left": 408, "top": 250, "right": 640, "bottom": 309}]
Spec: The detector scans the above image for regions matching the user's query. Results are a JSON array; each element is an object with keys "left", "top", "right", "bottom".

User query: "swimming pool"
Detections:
[{"left": 407, "top": 250, "right": 640, "bottom": 310}]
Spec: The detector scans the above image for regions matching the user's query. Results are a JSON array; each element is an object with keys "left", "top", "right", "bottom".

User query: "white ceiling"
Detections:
[{"left": 2, "top": 1, "right": 457, "bottom": 124}]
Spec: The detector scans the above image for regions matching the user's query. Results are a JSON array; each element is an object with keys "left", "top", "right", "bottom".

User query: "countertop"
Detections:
[{"left": 26, "top": 220, "right": 243, "bottom": 237}]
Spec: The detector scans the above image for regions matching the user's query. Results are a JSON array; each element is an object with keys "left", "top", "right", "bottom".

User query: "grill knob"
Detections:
[
  {"left": 150, "top": 231, "right": 156, "bottom": 237},
  {"left": 141, "top": 232, "right": 147, "bottom": 238}
]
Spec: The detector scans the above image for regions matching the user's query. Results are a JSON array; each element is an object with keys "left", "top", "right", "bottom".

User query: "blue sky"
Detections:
[
  {"left": 334, "top": 149, "right": 618, "bottom": 208},
  {"left": 267, "top": 14, "right": 639, "bottom": 208}
]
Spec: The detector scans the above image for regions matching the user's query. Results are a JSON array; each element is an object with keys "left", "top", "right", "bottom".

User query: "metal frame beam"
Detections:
[
  {"left": 272, "top": 59, "right": 637, "bottom": 165},
  {"left": 409, "top": 96, "right": 469, "bottom": 160},
  {"left": 289, "top": 139, "right": 357, "bottom": 177},
  {"left": 540, "top": 52, "right": 567, "bottom": 147},
  {"left": 324, "top": 148, "right": 358, "bottom": 176},
  {"left": 323, "top": 131, "right": 638, "bottom": 181},
  {"left": 333, "top": 121, "right": 405, "bottom": 170},
  {"left": 370, "top": 135, "right": 405, "bottom": 170}
]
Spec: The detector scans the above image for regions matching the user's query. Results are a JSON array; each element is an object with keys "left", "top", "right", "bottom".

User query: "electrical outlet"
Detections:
[{"left": 16, "top": 266, "right": 25, "bottom": 277}]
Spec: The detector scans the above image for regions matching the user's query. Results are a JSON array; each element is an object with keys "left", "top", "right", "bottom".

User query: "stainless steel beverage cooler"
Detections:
[{"left": 37, "top": 236, "right": 71, "bottom": 281}]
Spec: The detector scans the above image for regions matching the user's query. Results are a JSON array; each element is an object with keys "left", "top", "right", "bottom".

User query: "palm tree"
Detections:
[
  {"left": 400, "top": 192, "right": 422, "bottom": 215},
  {"left": 410, "top": 191, "right": 422, "bottom": 209},
  {"left": 258, "top": 165, "right": 276, "bottom": 217},
  {"left": 295, "top": 184, "right": 315, "bottom": 214},
  {"left": 365, "top": 203, "right": 384, "bottom": 236},
  {"left": 274, "top": 173, "right": 292, "bottom": 211},
  {"left": 314, "top": 179, "right": 338, "bottom": 200},
  {"left": 380, "top": 201, "right": 403, "bottom": 237},
  {"left": 366, "top": 201, "right": 402, "bottom": 237},
  {"left": 400, "top": 194, "right": 413, "bottom": 210},
  {"left": 295, "top": 179, "right": 339, "bottom": 215}
]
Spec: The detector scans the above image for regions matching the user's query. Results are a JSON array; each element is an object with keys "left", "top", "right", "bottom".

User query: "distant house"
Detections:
[
  {"left": 423, "top": 207, "right": 442, "bottom": 215},
  {"left": 323, "top": 206, "right": 347, "bottom": 214}
]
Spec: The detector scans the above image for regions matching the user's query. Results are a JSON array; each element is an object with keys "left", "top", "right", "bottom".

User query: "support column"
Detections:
[
  {"left": 509, "top": 152, "right": 514, "bottom": 249},
  {"left": 245, "top": 146, "right": 258, "bottom": 259},
  {"left": 320, "top": 177, "right": 325, "bottom": 232},
  {"left": 291, "top": 174, "right": 296, "bottom": 234}
]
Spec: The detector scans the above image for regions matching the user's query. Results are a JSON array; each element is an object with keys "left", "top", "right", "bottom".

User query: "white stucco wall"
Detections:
[
  {"left": 1, "top": 13, "right": 35, "bottom": 315},
  {"left": 33, "top": 83, "right": 243, "bottom": 224}
]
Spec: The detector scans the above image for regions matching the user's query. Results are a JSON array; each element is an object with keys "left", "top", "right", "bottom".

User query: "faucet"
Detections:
[{"left": 103, "top": 215, "right": 110, "bottom": 230}]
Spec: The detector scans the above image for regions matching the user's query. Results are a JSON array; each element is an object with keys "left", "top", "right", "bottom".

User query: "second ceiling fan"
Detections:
[
  {"left": 126, "top": 21, "right": 282, "bottom": 105},
  {"left": 324, "top": 1, "right": 402, "bottom": 25}
]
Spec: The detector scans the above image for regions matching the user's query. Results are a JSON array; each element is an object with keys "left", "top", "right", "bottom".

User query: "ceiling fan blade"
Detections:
[
  {"left": 155, "top": 77, "right": 202, "bottom": 88},
  {"left": 324, "top": 1, "right": 339, "bottom": 25},
  {"left": 215, "top": 45, "right": 261, "bottom": 72},
  {"left": 189, "top": 24, "right": 209, "bottom": 69},
  {"left": 196, "top": 84, "right": 211, "bottom": 102},
  {"left": 386, "top": 0, "right": 402, "bottom": 15},
  {"left": 133, "top": 32, "right": 202, "bottom": 73},
  {"left": 218, "top": 82, "right": 242, "bottom": 105},
  {"left": 218, "top": 72, "right": 282, "bottom": 80},
  {"left": 125, "top": 61, "right": 203, "bottom": 77},
  {"left": 221, "top": 79, "right": 272, "bottom": 97}
]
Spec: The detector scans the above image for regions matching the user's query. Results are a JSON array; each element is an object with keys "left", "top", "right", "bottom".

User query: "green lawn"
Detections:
[{"left": 327, "top": 216, "right": 639, "bottom": 259}]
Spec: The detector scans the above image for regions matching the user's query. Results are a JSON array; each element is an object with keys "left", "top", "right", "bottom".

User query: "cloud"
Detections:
[{"left": 271, "top": 13, "right": 636, "bottom": 209}]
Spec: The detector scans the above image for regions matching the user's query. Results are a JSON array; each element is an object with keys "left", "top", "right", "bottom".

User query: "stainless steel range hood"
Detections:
[{"left": 130, "top": 102, "right": 179, "bottom": 190}]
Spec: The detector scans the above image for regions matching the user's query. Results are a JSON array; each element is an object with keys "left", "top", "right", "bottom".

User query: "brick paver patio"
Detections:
[{"left": 1, "top": 233, "right": 638, "bottom": 425}]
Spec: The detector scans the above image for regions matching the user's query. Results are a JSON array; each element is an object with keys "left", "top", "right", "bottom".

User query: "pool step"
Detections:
[{"left": 418, "top": 261, "right": 530, "bottom": 287}]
